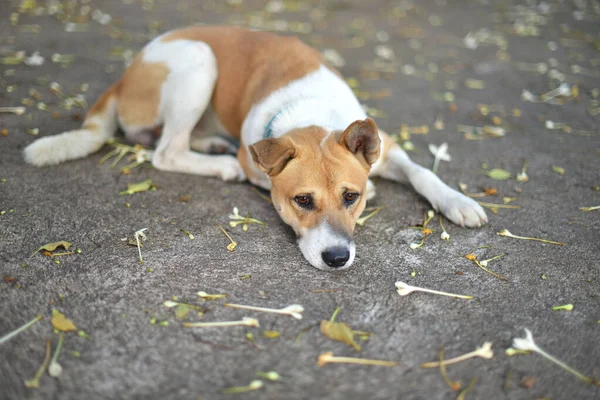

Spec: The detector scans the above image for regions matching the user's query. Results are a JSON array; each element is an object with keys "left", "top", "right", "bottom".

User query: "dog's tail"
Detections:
[{"left": 24, "top": 81, "right": 121, "bottom": 166}]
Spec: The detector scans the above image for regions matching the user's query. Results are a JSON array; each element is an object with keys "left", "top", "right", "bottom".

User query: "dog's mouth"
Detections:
[{"left": 297, "top": 222, "right": 355, "bottom": 271}]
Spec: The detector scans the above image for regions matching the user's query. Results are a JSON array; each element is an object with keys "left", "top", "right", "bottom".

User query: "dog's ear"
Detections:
[
  {"left": 339, "top": 118, "right": 381, "bottom": 168},
  {"left": 249, "top": 137, "right": 296, "bottom": 176}
]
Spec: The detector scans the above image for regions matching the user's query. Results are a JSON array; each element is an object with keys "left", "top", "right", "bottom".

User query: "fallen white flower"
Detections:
[
  {"left": 134, "top": 228, "right": 148, "bottom": 264},
  {"left": 184, "top": 317, "right": 259, "bottom": 328},
  {"left": 24, "top": 51, "right": 45, "bottom": 66},
  {"left": 48, "top": 333, "right": 64, "bottom": 378},
  {"left": 428, "top": 142, "right": 451, "bottom": 174},
  {"left": 0, "top": 106, "right": 26, "bottom": 115},
  {"left": 224, "top": 303, "right": 304, "bottom": 320},
  {"left": 512, "top": 329, "right": 596, "bottom": 385},
  {"left": 422, "top": 342, "right": 493, "bottom": 368},
  {"left": 395, "top": 281, "right": 472, "bottom": 300}
]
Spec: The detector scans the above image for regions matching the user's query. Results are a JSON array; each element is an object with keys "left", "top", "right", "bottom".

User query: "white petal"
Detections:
[{"left": 282, "top": 304, "right": 304, "bottom": 313}]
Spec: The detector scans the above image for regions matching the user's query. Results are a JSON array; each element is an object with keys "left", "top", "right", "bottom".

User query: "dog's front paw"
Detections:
[
  {"left": 438, "top": 192, "right": 488, "bottom": 228},
  {"left": 217, "top": 156, "right": 247, "bottom": 182}
]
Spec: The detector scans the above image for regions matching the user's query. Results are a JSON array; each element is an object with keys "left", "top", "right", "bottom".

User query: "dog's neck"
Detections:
[
  {"left": 262, "top": 98, "right": 354, "bottom": 139},
  {"left": 243, "top": 65, "right": 367, "bottom": 144}
]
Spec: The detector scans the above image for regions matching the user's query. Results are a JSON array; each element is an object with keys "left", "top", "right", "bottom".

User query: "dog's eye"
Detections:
[
  {"left": 344, "top": 192, "right": 359, "bottom": 205},
  {"left": 295, "top": 195, "right": 312, "bottom": 208}
]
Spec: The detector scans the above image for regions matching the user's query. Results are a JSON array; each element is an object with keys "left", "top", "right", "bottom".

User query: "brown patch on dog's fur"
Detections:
[
  {"left": 117, "top": 56, "right": 170, "bottom": 128},
  {"left": 82, "top": 81, "right": 121, "bottom": 129},
  {"left": 162, "top": 26, "right": 332, "bottom": 137}
]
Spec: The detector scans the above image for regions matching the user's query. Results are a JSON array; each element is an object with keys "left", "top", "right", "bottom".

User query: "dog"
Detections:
[{"left": 24, "top": 26, "right": 487, "bottom": 271}]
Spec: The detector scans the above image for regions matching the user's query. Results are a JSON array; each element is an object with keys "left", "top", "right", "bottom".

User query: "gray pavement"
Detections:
[{"left": 1, "top": 0, "right": 599, "bottom": 399}]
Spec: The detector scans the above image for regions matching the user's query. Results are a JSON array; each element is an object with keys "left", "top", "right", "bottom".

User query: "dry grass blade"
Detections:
[
  {"left": 438, "top": 348, "right": 461, "bottom": 391},
  {"left": 497, "top": 229, "right": 564, "bottom": 246},
  {"left": 456, "top": 377, "right": 478, "bottom": 400},
  {"left": 24, "top": 340, "right": 52, "bottom": 388},
  {"left": 0, "top": 315, "right": 43, "bottom": 345}
]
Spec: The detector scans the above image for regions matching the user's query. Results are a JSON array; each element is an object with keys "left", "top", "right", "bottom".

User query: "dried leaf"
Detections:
[
  {"left": 119, "top": 179, "right": 155, "bottom": 196},
  {"left": 262, "top": 330, "right": 280, "bottom": 339},
  {"left": 31, "top": 241, "right": 71, "bottom": 257},
  {"left": 484, "top": 168, "right": 512, "bottom": 180},
  {"left": 197, "top": 291, "right": 228, "bottom": 300},
  {"left": 51, "top": 309, "right": 77, "bottom": 332},
  {"left": 520, "top": 376, "right": 536, "bottom": 389},
  {"left": 320, "top": 320, "right": 361, "bottom": 351},
  {"left": 174, "top": 304, "right": 191, "bottom": 319}
]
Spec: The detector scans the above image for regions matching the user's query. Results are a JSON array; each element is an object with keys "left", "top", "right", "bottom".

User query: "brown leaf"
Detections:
[
  {"left": 320, "top": 320, "right": 361, "bottom": 351},
  {"left": 31, "top": 241, "right": 72, "bottom": 257},
  {"left": 3, "top": 275, "right": 17, "bottom": 284},
  {"left": 520, "top": 376, "right": 536, "bottom": 389},
  {"left": 51, "top": 309, "right": 77, "bottom": 332}
]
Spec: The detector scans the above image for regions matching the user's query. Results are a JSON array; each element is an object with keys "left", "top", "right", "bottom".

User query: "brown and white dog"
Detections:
[{"left": 24, "top": 26, "right": 487, "bottom": 271}]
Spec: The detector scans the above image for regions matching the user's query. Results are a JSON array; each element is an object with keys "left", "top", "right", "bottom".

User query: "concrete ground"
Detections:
[{"left": 1, "top": 0, "right": 599, "bottom": 399}]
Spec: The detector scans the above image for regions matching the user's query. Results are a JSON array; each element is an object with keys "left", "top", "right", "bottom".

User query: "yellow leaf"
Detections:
[
  {"left": 262, "top": 330, "right": 280, "bottom": 339},
  {"left": 174, "top": 304, "right": 190, "bottom": 319},
  {"left": 31, "top": 241, "right": 72, "bottom": 257},
  {"left": 119, "top": 179, "right": 155, "bottom": 196},
  {"left": 51, "top": 309, "right": 77, "bottom": 332},
  {"left": 552, "top": 166, "right": 565, "bottom": 175},
  {"left": 197, "top": 291, "right": 228, "bottom": 300},
  {"left": 320, "top": 320, "right": 361, "bottom": 351}
]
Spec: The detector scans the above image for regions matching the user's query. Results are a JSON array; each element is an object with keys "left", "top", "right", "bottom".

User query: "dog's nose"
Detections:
[{"left": 321, "top": 247, "right": 350, "bottom": 268}]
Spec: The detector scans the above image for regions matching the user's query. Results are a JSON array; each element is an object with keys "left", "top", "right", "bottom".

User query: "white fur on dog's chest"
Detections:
[{"left": 241, "top": 65, "right": 373, "bottom": 188}]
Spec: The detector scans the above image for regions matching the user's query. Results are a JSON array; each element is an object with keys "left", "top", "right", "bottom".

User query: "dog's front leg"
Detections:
[{"left": 371, "top": 135, "right": 487, "bottom": 228}]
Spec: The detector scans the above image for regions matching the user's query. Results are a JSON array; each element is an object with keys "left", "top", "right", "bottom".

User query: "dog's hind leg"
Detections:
[
  {"left": 371, "top": 134, "right": 487, "bottom": 227},
  {"left": 147, "top": 40, "right": 245, "bottom": 181}
]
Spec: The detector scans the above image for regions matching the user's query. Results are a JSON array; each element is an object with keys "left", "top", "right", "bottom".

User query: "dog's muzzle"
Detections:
[{"left": 298, "top": 222, "right": 355, "bottom": 270}]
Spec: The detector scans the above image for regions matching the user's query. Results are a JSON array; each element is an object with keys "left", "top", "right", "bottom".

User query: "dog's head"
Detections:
[{"left": 249, "top": 118, "right": 381, "bottom": 270}]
